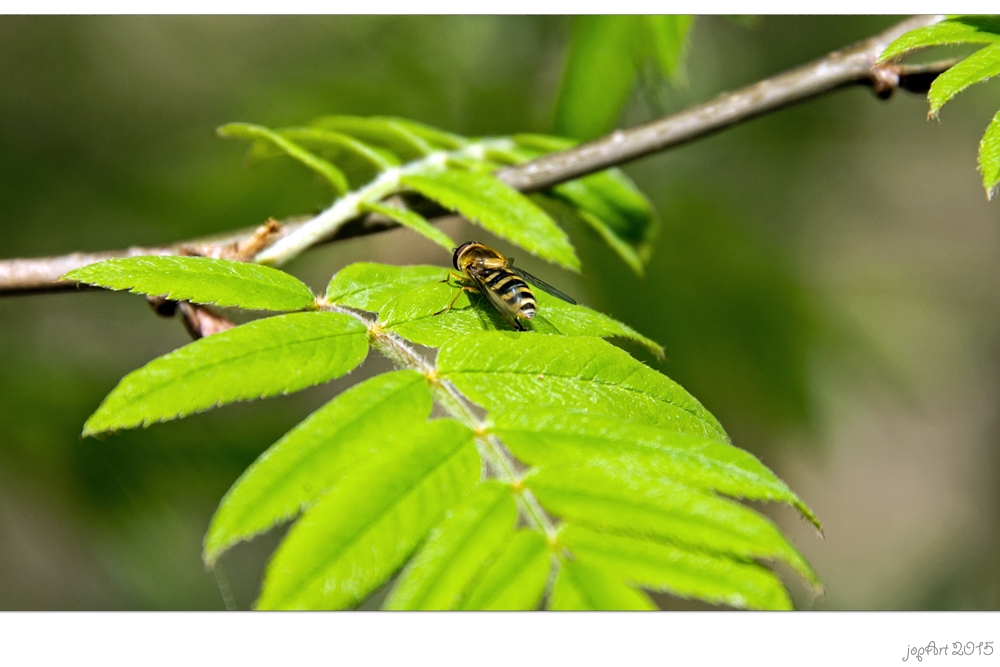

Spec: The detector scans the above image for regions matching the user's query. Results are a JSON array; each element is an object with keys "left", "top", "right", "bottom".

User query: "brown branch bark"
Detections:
[
  {"left": 497, "top": 14, "right": 946, "bottom": 192},
  {"left": 0, "top": 15, "right": 947, "bottom": 295}
]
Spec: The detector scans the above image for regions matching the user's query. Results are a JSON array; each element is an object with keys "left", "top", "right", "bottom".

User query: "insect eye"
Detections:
[{"left": 453, "top": 242, "right": 474, "bottom": 270}]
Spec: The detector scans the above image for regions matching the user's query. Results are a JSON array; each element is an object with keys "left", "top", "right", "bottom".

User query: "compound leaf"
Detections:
[
  {"left": 561, "top": 524, "right": 793, "bottom": 610},
  {"left": 203, "top": 370, "right": 432, "bottom": 566},
  {"left": 83, "top": 312, "right": 368, "bottom": 436},
  {"left": 548, "top": 559, "right": 656, "bottom": 610},
  {"left": 438, "top": 333, "right": 727, "bottom": 441},
  {"left": 490, "top": 408, "right": 820, "bottom": 530},
  {"left": 64, "top": 256, "right": 316, "bottom": 312},
  {"left": 524, "top": 464, "right": 820, "bottom": 590},
  {"left": 256, "top": 419, "right": 479, "bottom": 610},
  {"left": 459, "top": 530, "right": 552, "bottom": 610},
  {"left": 383, "top": 481, "right": 517, "bottom": 610},
  {"left": 401, "top": 169, "right": 580, "bottom": 271}
]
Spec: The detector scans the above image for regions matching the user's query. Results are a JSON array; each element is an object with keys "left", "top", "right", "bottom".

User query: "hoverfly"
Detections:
[{"left": 434, "top": 241, "right": 576, "bottom": 331}]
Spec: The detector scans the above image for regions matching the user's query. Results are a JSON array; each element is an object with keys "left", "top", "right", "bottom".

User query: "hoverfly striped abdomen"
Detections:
[
  {"left": 435, "top": 241, "right": 576, "bottom": 331},
  {"left": 481, "top": 266, "right": 537, "bottom": 323}
]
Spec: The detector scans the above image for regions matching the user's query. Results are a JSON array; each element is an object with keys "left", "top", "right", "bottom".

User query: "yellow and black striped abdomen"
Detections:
[{"left": 479, "top": 268, "right": 536, "bottom": 322}]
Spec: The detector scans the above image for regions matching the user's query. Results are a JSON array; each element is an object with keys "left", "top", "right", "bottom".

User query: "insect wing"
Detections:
[
  {"left": 509, "top": 266, "right": 577, "bottom": 305},
  {"left": 468, "top": 273, "right": 526, "bottom": 330}
]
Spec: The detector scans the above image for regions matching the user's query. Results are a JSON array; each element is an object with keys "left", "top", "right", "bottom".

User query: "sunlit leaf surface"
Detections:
[
  {"left": 65, "top": 256, "right": 316, "bottom": 312},
  {"left": 83, "top": 312, "right": 368, "bottom": 435}
]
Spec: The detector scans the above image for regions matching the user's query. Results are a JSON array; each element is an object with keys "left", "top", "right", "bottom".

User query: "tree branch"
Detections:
[
  {"left": 497, "top": 14, "right": 947, "bottom": 192},
  {"left": 0, "top": 15, "right": 947, "bottom": 295}
]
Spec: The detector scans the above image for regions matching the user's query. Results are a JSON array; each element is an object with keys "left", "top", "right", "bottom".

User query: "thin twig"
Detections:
[{"left": 0, "top": 15, "right": 948, "bottom": 295}]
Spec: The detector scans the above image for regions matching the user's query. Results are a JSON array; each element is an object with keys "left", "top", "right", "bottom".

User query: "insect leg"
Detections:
[
  {"left": 433, "top": 286, "right": 478, "bottom": 317},
  {"left": 497, "top": 311, "right": 527, "bottom": 331},
  {"left": 438, "top": 270, "right": 469, "bottom": 285}
]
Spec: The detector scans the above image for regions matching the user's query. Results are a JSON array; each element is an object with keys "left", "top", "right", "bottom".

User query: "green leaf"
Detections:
[
  {"left": 63, "top": 256, "right": 316, "bottom": 312},
  {"left": 879, "top": 16, "right": 1000, "bottom": 62},
  {"left": 401, "top": 169, "right": 580, "bottom": 271},
  {"left": 438, "top": 333, "right": 727, "bottom": 441},
  {"left": 552, "top": 169, "right": 657, "bottom": 261},
  {"left": 359, "top": 201, "right": 455, "bottom": 251},
  {"left": 928, "top": 43, "right": 1000, "bottom": 116},
  {"left": 203, "top": 370, "right": 432, "bottom": 566},
  {"left": 643, "top": 15, "right": 694, "bottom": 81},
  {"left": 561, "top": 525, "right": 792, "bottom": 610},
  {"left": 506, "top": 139, "right": 658, "bottom": 274},
  {"left": 242, "top": 127, "right": 400, "bottom": 188},
  {"left": 480, "top": 142, "right": 537, "bottom": 166},
  {"left": 255, "top": 419, "right": 479, "bottom": 609},
  {"left": 383, "top": 481, "right": 517, "bottom": 610},
  {"left": 535, "top": 195, "right": 644, "bottom": 275},
  {"left": 309, "top": 115, "right": 434, "bottom": 159},
  {"left": 549, "top": 559, "right": 656, "bottom": 610},
  {"left": 217, "top": 123, "right": 349, "bottom": 194},
  {"left": 459, "top": 530, "right": 552, "bottom": 610},
  {"left": 277, "top": 127, "right": 399, "bottom": 171},
  {"left": 325, "top": 262, "right": 448, "bottom": 311},
  {"left": 381, "top": 281, "right": 664, "bottom": 356},
  {"left": 555, "top": 16, "right": 638, "bottom": 140},
  {"left": 83, "top": 312, "right": 368, "bottom": 436},
  {"left": 524, "top": 464, "right": 821, "bottom": 590},
  {"left": 511, "top": 134, "right": 577, "bottom": 154},
  {"left": 506, "top": 134, "right": 657, "bottom": 274},
  {"left": 980, "top": 109, "right": 1000, "bottom": 198},
  {"left": 382, "top": 284, "right": 511, "bottom": 342},
  {"left": 384, "top": 117, "right": 469, "bottom": 150},
  {"left": 490, "top": 408, "right": 820, "bottom": 530}
]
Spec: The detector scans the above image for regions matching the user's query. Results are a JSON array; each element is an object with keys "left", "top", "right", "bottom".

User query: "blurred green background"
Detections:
[{"left": 1, "top": 16, "right": 998, "bottom": 610}]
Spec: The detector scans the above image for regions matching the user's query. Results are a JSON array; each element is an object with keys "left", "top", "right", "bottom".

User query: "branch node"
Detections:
[{"left": 869, "top": 64, "right": 900, "bottom": 99}]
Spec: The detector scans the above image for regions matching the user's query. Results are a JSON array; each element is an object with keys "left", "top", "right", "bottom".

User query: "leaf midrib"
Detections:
[
  {"left": 447, "top": 368, "right": 709, "bottom": 426},
  {"left": 137, "top": 266, "right": 313, "bottom": 307},
  {"left": 497, "top": 426, "right": 775, "bottom": 490}
]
